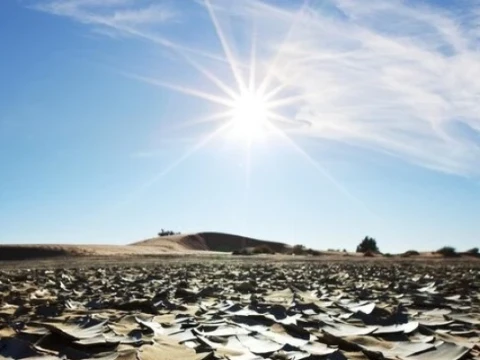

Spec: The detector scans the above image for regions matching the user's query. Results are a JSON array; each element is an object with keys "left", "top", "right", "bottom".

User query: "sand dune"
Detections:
[
  {"left": 132, "top": 232, "right": 290, "bottom": 253},
  {"left": 0, "top": 232, "right": 289, "bottom": 261}
]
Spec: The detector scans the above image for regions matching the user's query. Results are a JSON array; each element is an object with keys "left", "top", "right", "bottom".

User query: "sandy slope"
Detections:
[
  {"left": 0, "top": 243, "right": 201, "bottom": 261},
  {"left": 0, "top": 232, "right": 289, "bottom": 260}
]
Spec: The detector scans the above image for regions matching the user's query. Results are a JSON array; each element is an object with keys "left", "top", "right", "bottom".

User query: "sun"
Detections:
[{"left": 229, "top": 91, "right": 269, "bottom": 140}]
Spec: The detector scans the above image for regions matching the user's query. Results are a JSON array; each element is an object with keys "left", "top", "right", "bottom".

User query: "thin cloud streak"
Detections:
[
  {"left": 268, "top": 0, "right": 480, "bottom": 175},
  {"left": 32, "top": 0, "right": 228, "bottom": 63},
  {"left": 32, "top": 0, "right": 480, "bottom": 176}
]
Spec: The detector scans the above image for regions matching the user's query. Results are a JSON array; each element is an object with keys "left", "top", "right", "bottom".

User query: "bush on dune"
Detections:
[
  {"left": 402, "top": 250, "right": 420, "bottom": 257},
  {"left": 158, "top": 229, "right": 181, "bottom": 237}
]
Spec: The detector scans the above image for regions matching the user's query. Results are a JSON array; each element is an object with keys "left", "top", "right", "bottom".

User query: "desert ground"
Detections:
[{"left": 1, "top": 233, "right": 479, "bottom": 360}]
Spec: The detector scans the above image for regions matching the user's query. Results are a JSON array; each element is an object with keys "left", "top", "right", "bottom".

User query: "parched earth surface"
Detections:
[{"left": 1, "top": 261, "right": 480, "bottom": 360}]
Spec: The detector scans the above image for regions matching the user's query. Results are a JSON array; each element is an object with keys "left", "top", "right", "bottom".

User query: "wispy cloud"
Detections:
[
  {"left": 31, "top": 0, "right": 480, "bottom": 176},
  {"left": 33, "top": 0, "right": 177, "bottom": 35},
  {"left": 224, "top": 0, "right": 480, "bottom": 175}
]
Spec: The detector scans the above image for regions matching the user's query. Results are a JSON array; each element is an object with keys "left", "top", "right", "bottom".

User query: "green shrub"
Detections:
[
  {"left": 436, "top": 246, "right": 458, "bottom": 257},
  {"left": 384, "top": 253, "right": 393, "bottom": 257},
  {"left": 356, "top": 236, "right": 380, "bottom": 253}
]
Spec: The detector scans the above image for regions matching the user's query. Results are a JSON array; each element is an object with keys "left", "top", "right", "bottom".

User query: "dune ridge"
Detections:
[{"left": 131, "top": 231, "right": 290, "bottom": 253}]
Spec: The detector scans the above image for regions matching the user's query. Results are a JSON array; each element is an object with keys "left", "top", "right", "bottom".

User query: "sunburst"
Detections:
[
  {"left": 129, "top": 0, "right": 307, "bottom": 145},
  {"left": 122, "top": 0, "right": 369, "bottom": 215},
  {"left": 228, "top": 90, "right": 269, "bottom": 140}
]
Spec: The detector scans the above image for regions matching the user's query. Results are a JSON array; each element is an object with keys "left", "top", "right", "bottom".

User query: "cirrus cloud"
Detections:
[{"left": 31, "top": 0, "right": 480, "bottom": 176}]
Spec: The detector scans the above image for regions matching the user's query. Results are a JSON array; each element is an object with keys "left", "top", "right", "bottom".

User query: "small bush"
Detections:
[
  {"left": 384, "top": 253, "right": 393, "bottom": 257},
  {"left": 465, "top": 247, "right": 479, "bottom": 256},
  {"left": 252, "top": 245, "right": 275, "bottom": 255},
  {"left": 158, "top": 229, "right": 180, "bottom": 237},
  {"left": 363, "top": 250, "right": 375, "bottom": 257},
  {"left": 402, "top": 250, "right": 420, "bottom": 257},
  {"left": 290, "top": 245, "right": 322, "bottom": 256},
  {"left": 436, "top": 246, "right": 458, "bottom": 257},
  {"left": 292, "top": 244, "right": 306, "bottom": 255},
  {"left": 232, "top": 248, "right": 249, "bottom": 255},
  {"left": 305, "top": 248, "right": 322, "bottom": 256}
]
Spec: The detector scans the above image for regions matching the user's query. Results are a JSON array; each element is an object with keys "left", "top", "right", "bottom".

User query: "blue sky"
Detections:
[{"left": 1, "top": 0, "right": 479, "bottom": 252}]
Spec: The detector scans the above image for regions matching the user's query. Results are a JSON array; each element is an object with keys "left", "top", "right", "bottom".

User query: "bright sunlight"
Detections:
[{"left": 229, "top": 91, "right": 269, "bottom": 140}]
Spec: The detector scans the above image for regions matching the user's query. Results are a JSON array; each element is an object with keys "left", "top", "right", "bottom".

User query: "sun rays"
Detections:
[
  {"left": 128, "top": 0, "right": 312, "bottom": 144},
  {"left": 118, "top": 0, "right": 366, "bottom": 211}
]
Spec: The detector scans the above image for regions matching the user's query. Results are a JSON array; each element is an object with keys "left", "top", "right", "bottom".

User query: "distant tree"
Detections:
[{"left": 356, "top": 236, "right": 380, "bottom": 253}]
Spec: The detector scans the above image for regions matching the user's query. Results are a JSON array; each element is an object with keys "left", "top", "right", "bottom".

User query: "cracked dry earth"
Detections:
[{"left": 1, "top": 262, "right": 480, "bottom": 360}]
